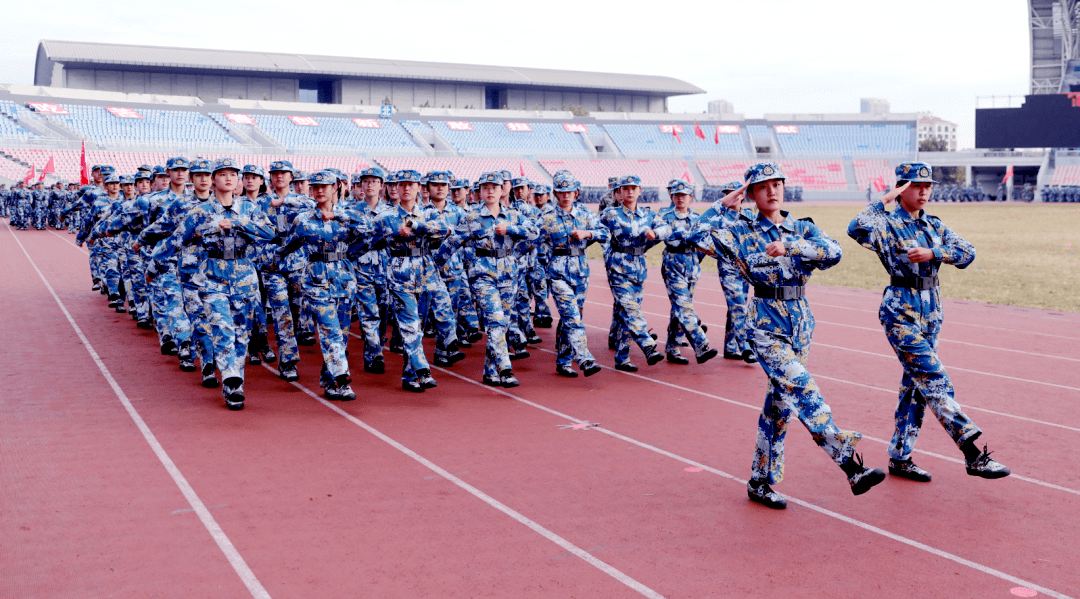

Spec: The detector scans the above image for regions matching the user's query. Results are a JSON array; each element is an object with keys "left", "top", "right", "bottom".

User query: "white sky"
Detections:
[{"left": 0, "top": 0, "right": 1031, "bottom": 149}]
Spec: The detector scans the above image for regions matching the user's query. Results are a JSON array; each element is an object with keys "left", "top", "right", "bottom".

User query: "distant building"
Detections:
[
  {"left": 918, "top": 114, "right": 958, "bottom": 151},
  {"left": 860, "top": 98, "right": 890, "bottom": 114},
  {"left": 707, "top": 99, "right": 734, "bottom": 114}
]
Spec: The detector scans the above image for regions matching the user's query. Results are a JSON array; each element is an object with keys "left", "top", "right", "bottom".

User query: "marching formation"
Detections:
[{"left": 4, "top": 158, "right": 1011, "bottom": 509}]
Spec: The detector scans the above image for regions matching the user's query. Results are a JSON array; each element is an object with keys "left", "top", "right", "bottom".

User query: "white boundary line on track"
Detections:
[
  {"left": 582, "top": 298, "right": 1080, "bottom": 393},
  {"left": 8, "top": 224, "right": 272, "bottom": 599},
  {"left": 590, "top": 283, "right": 1080, "bottom": 362},
  {"left": 262, "top": 362, "right": 665, "bottom": 599},
  {"left": 568, "top": 329, "right": 1080, "bottom": 497},
  {"left": 415, "top": 356, "right": 1073, "bottom": 599}
]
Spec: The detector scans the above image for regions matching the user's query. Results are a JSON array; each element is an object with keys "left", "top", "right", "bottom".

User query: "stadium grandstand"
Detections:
[{"left": 0, "top": 38, "right": 1067, "bottom": 201}]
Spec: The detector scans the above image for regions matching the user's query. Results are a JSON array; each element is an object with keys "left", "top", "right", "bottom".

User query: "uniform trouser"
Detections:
[
  {"left": 154, "top": 269, "right": 192, "bottom": 346},
  {"left": 202, "top": 291, "right": 257, "bottom": 397},
  {"left": 33, "top": 206, "right": 47, "bottom": 229},
  {"left": 418, "top": 277, "right": 458, "bottom": 362},
  {"left": 286, "top": 271, "right": 316, "bottom": 337},
  {"left": 250, "top": 273, "right": 268, "bottom": 354},
  {"left": 883, "top": 319, "right": 981, "bottom": 461},
  {"left": 441, "top": 264, "right": 480, "bottom": 336},
  {"left": 355, "top": 269, "right": 388, "bottom": 365},
  {"left": 469, "top": 273, "right": 514, "bottom": 378},
  {"left": 662, "top": 256, "right": 709, "bottom": 357},
  {"left": 719, "top": 260, "right": 751, "bottom": 356},
  {"left": 182, "top": 284, "right": 216, "bottom": 368},
  {"left": 389, "top": 287, "right": 430, "bottom": 383},
  {"left": 609, "top": 272, "right": 657, "bottom": 364},
  {"left": 123, "top": 248, "right": 151, "bottom": 321},
  {"left": 261, "top": 272, "right": 300, "bottom": 366},
  {"left": 304, "top": 295, "right": 351, "bottom": 387},
  {"left": 514, "top": 265, "right": 536, "bottom": 341},
  {"left": 528, "top": 262, "right": 551, "bottom": 321},
  {"left": 98, "top": 240, "right": 122, "bottom": 297},
  {"left": 88, "top": 239, "right": 102, "bottom": 282},
  {"left": 550, "top": 277, "right": 594, "bottom": 369},
  {"left": 506, "top": 256, "right": 528, "bottom": 348},
  {"left": 68, "top": 213, "right": 80, "bottom": 234},
  {"left": 749, "top": 326, "right": 862, "bottom": 485}
]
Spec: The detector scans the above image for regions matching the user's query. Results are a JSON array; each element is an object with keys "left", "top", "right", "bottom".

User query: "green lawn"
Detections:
[{"left": 587, "top": 203, "right": 1080, "bottom": 313}]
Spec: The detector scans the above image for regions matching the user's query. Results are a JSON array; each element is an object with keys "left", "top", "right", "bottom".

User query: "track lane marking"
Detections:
[
  {"left": 262, "top": 360, "right": 666, "bottom": 599},
  {"left": 9, "top": 224, "right": 272, "bottom": 599}
]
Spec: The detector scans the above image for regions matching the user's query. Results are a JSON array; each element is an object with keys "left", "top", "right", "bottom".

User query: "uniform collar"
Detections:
[
  {"left": 892, "top": 204, "right": 928, "bottom": 223},
  {"left": 756, "top": 210, "right": 794, "bottom": 232}
]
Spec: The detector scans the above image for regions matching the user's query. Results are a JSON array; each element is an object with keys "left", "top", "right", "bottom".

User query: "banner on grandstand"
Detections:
[
  {"left": 104, "top": 107, "right": 143, "bottom": 119},
  {"left": 446, "top": 121, "right": 473, "bottom": 131},
  {"left": 353, "top": 118, "right": 382, "bottom": 129},
  {"left": 505, "top": 122, "right": 532, "bottom": 132},
  {"left": 288, "top": 115, "right": 319, "bottom": 126},
  {"left": 871, "top": 176, "right": 888, "bottom": 192},
  {"left": 223, "top": 113, "right": 257, "bottom": 125},
  {"left": 563, "top": 123, "right": 588, "bottom": 133},
  {"left": 27, "top": 102, "right": 68, "bottom": 115},
  {"left": 774, "top": 125, "right": 799, "bottom": 134},
  {"left": 716, "top": 125, "right": 740, "bottom": 134},
  {"left": 659, "top": 124, "right": 684, "bottom": 134}
]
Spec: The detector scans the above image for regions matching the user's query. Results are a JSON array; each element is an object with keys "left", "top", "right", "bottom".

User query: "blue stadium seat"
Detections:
[
  {"left": 601, "top": 123, "right": 749, "bottom": 157},
  {"left": 426, "top": 121, "right": 590, "bottom": 157}
]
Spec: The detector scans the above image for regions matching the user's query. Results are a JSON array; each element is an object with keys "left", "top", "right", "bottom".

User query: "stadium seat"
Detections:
[
  {"left": 425, "top": 121, "right": 591, "bottom": 158},
  {"left": 539, "top": 159, "right": 695, "bottom": 186},
  {"left": 602, "top": 123, "right": 748, "bottom": 158}
]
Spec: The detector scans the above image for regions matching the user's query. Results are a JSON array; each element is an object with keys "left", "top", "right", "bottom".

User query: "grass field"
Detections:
[{"left": 587, "top": 203, "right": 1080, "bottom": 313}]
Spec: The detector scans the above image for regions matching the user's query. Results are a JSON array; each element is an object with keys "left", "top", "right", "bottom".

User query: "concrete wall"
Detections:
[{"left": 59, "top": 66, "right": 298, "bottom": 102}]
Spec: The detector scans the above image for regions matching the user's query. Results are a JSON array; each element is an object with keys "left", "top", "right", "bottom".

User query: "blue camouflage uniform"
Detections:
[
  {"left": 600, "top": 175, "right": 670, "bottom": 368},
  {"left": 537, "top": 177, "right": 608, "bottom": 374},
  {"left": 692, "top": 180, "right": 755, "bottom": 360},
  {"left": 348, "top": 168, "right": 395, "bottom": 371},
  {"left": 450, "top": 171, "right": 540, "bottom": 384},
  {"left": 658, "top": 180, "right": 715, "bottom": 363},
  {"left": 31, "top": 185, "right": 48, "bottom": 229},
  {"left": 419, "top": 171, "right": 467, "bottom": 366},
  {"left": 370, "top": 170, "right": 450, "bottom": 388},
  {"left": 11, "top": 185, "right": 32, "bottom": 229},
  {"left": 84, "top": 175, "right": 126, "bottom": 305},
  {"left": 279, "top": 170, "right": 369, "bottom": 399},
  {"left": 528, "top": 184, "right": 555, "bottom": 327},
  {"left": 698, "top": 163, "right": 862, "bottom": 488},
  {"left": 509, "top": 178, "right": 542, "bottom": 350},
  {"left": 148, "top": 158, "right": 274, "bottom": 408},
  {"left": 847, "top": 162, "right": 983, "bottom": 463}
]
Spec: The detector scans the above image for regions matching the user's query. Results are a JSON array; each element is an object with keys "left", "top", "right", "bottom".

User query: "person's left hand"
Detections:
[
  {"left": 765, "top": 241, "right": 786, "bottom": 257},
  {"left": 907, "top": 247, "right": 935, "bottom": 263}
]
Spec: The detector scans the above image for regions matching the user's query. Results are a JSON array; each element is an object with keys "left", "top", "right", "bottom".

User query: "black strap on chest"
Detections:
[
  {"left": 207, "top": 248, "right": 246, "bottom": 260},
  {"left": 309, "top": 251, "right": 345, "bottom": 262},
  {"left": 663, "top": 244, "right": 697, "bottom": 254},
  {"left": 475, "top": 248, "right": 512, "bottom": 258},
  {"left": 389, "top": 247, "right": 429, "bottom": 258},
  {"left": 552, "top": 247, "right": 584, "bottom": 257},
  {"left": 890, "top": 275, "right": 939, "bottom": 290},
  {"left": 753, "top": 285, "right": 805, "bottom": 300},
  {"left": 611, "top": 243, "right": 644, "bottom": 256}
]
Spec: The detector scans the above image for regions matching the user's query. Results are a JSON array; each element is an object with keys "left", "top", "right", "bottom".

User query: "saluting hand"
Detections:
[
  {"left": 881, "top": 181, "right": 910, "bottom": 205},
  {"left": 765, "top": 241, "right": 787, "bottom": 257},
  {"left": 722, "top": 183, "right": 750, "bottom": 208}
]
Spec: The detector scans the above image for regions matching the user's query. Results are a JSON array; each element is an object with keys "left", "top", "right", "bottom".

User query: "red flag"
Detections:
[
  {"left": 672, "top": 129, "right": 681, "bottom": 144},
  {"left": 714, "top": 126, "right": 720, "bottom": 144},
  {"left": 1002, "top": 165, "right": 1014, "bottom": 183},
  {"left": 871, "top": 176, "right": 887, "bottom": 192},
  {"left": 693, "top": 122, "right": 705, "bottom": 141},
  {"left": 681, "top": 170, "right": 691, "bottom": 182},
  {"left": 38, "top": 155, "right": 55, "bottom": 182},
  {"left": 519, "top": 162, "right": 526, "bottom": 177},
  {"left": 23, "top": 165, "right": 35, "bottom": 184},
  {"left": 79, "top": 141, "right": 89, "bottom": 186}
]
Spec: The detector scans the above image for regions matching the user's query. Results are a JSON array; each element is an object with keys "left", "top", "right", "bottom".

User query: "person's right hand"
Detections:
[
  {"left": 881, "top": 181, "right": 910, "bottom": 205},
  {"left": 722, "top": 183, "right": 750, "bottom": 208}
]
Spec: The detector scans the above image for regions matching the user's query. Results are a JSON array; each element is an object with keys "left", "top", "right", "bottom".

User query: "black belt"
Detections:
[
  {"left": 389, "top": 248, "right": 429, "bottom": 257},
  {"left": 475, "top": 248, "right": 511, "bottom": 258},
  {"left": 754, "top": 285, "right": 805, "bottom": 300},
  {"left": 207, "top": 248, "right": 246, "bottom": 260},
  {"left": 664, "top": 244, "right": 697, "bottom": 254},
  {"left": 611, "top": 244, "right": 645, "bottom": 256},
  {"left": 371, "top": 240, "right": 387, "bottom": 251},
  {"left": 310, "top": 251, "right": 345, "bottom": 262},
  {"left": 428, "top": 239, "right": 443, "bottom": 249},
  {"left": 552, "top": 247, "right": 585, "bottom": 257},
  {"left": 890, "top": 275, "right": 939, "bottom": 290}
]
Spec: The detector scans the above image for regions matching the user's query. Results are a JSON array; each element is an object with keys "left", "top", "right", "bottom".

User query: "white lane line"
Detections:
[
  {"left": 421, "top": 357, "right": 1074, "bottom": 599},
  {"left": 582, "top": 298, "right": 1080, "bottom": 392},
  {"left": 9, "top": 225, "right": 271, "bottom": 599},
  {"left": 570, "top": 328, "right": 1080, "bottom": 497},
  {"left": 265, "top": 361, "right": 665, "bottom": 599},
  {"left": 591, "top": 283, "right": 1080, "bottom": 362},
  {"left": 811, "top": 374, "right": 1080, "bottom": 434}
]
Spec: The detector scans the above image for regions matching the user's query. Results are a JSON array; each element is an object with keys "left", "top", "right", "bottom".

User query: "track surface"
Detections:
[{"left": 3, "top": 222, "right": 1078, "bottom": 598}]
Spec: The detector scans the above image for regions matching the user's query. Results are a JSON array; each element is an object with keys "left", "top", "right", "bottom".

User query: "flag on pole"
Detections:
[
  {"left": 79, "top": 141, "right": 89, "bottom": 185},
  {"left": 672, "top": 128, "right": 681, "bottom": 144},
  {"left": 693, "top": 122, "right": 706, "bottom": 141},
  {"left": 714, "top": 125, "right": 720, "bottom": 144},
  {"left": 1002, "top": 165, "right": 1014, "bottom": 183},
  {"left": 23, "top": 165, "right": 35, "bottom": 184},
  {"left": 681, "top": 169, "right": 691, "bottom": 182},
  {"left": 38, "top": 156, "right": 55, "bottom": 182},
  {"left": 519, "top": 162, "right": 526, "bottom": 177}
]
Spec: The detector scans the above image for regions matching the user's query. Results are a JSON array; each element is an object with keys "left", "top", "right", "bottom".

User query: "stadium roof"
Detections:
[{"left": 37, "top": 40, "right": 705, "bottom": 97}]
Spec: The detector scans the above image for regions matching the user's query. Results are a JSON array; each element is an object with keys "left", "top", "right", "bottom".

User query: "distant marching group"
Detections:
[{"left": 2, "top": 158, "right": 1010, "bottom": 509}]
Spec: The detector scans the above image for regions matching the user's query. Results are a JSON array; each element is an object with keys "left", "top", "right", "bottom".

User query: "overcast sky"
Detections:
[{"left": 0, "top": 0, "right": 1030, "bottom": 149}]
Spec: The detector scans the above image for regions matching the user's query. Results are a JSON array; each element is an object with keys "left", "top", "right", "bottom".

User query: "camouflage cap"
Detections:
[
  {"left": 477, "top": 171, "right": 505, "bottom": 186},
  {"left": 552, "top": 177, "right": 580, "bottom": 193},
  {"left": 533, "top": 184, "right": 552, "bottom": 195},
  {"left": 166, "top": 156, "right": 191, "bottom": 170},
  {"left": 426, "top": 170, "right": 453, "bottom": 184},
  {"left": 616, "top": 174, "right": 642, "bottom": 189},
  {"left": 102, "top": 173, "right": 121, "bottom": 184},
  {"left": 134, "top": 170, "right": 152, "bottom": 181},
  {"left": 99, "top": 165, "right": 116, "bottom": 176},
  {"left": 744, "top": 162, "right": 785, "bottom": 186},
  {"left": 242, "top": 164, "right": 266, "bottom": 179},
  {"left": 669, "top": 180, "right": 694, "bottom": 196},
  {"left": 511, "top": 177, "right": 530, "bottom": 189},
  {"left": 895, "top": 162, "right": 939, "bottom": 184},
  {"left": 721, "top": 180, "right": 743, "bottom": 193},
  {"left": 293, "top": 170, "right": 309, "bottom": 182},
  {"left": 211, "top": 157, "right": 240, "bottom": 174},
  {"left": 450, "top": 177, "right": 469, "bottom": 190},
  {"left": 268, "top": 160, "right": 294, "bottom": 174},
  {"left": 118, "top": 175, "right": 136, "bottom": 185},
  {"left": 396, "top": 170, "right": 423, "bottom": 183},
  {"left": 309, "top": 170, "right": 337, "bottom": 186},
  {"left": 354, "top": 166, "right": 386, "bottom": 182}
]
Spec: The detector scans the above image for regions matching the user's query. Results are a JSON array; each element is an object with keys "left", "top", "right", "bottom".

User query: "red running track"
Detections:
[{"left": 3, "top": 222, "right": 1078, "bottom": 598}]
